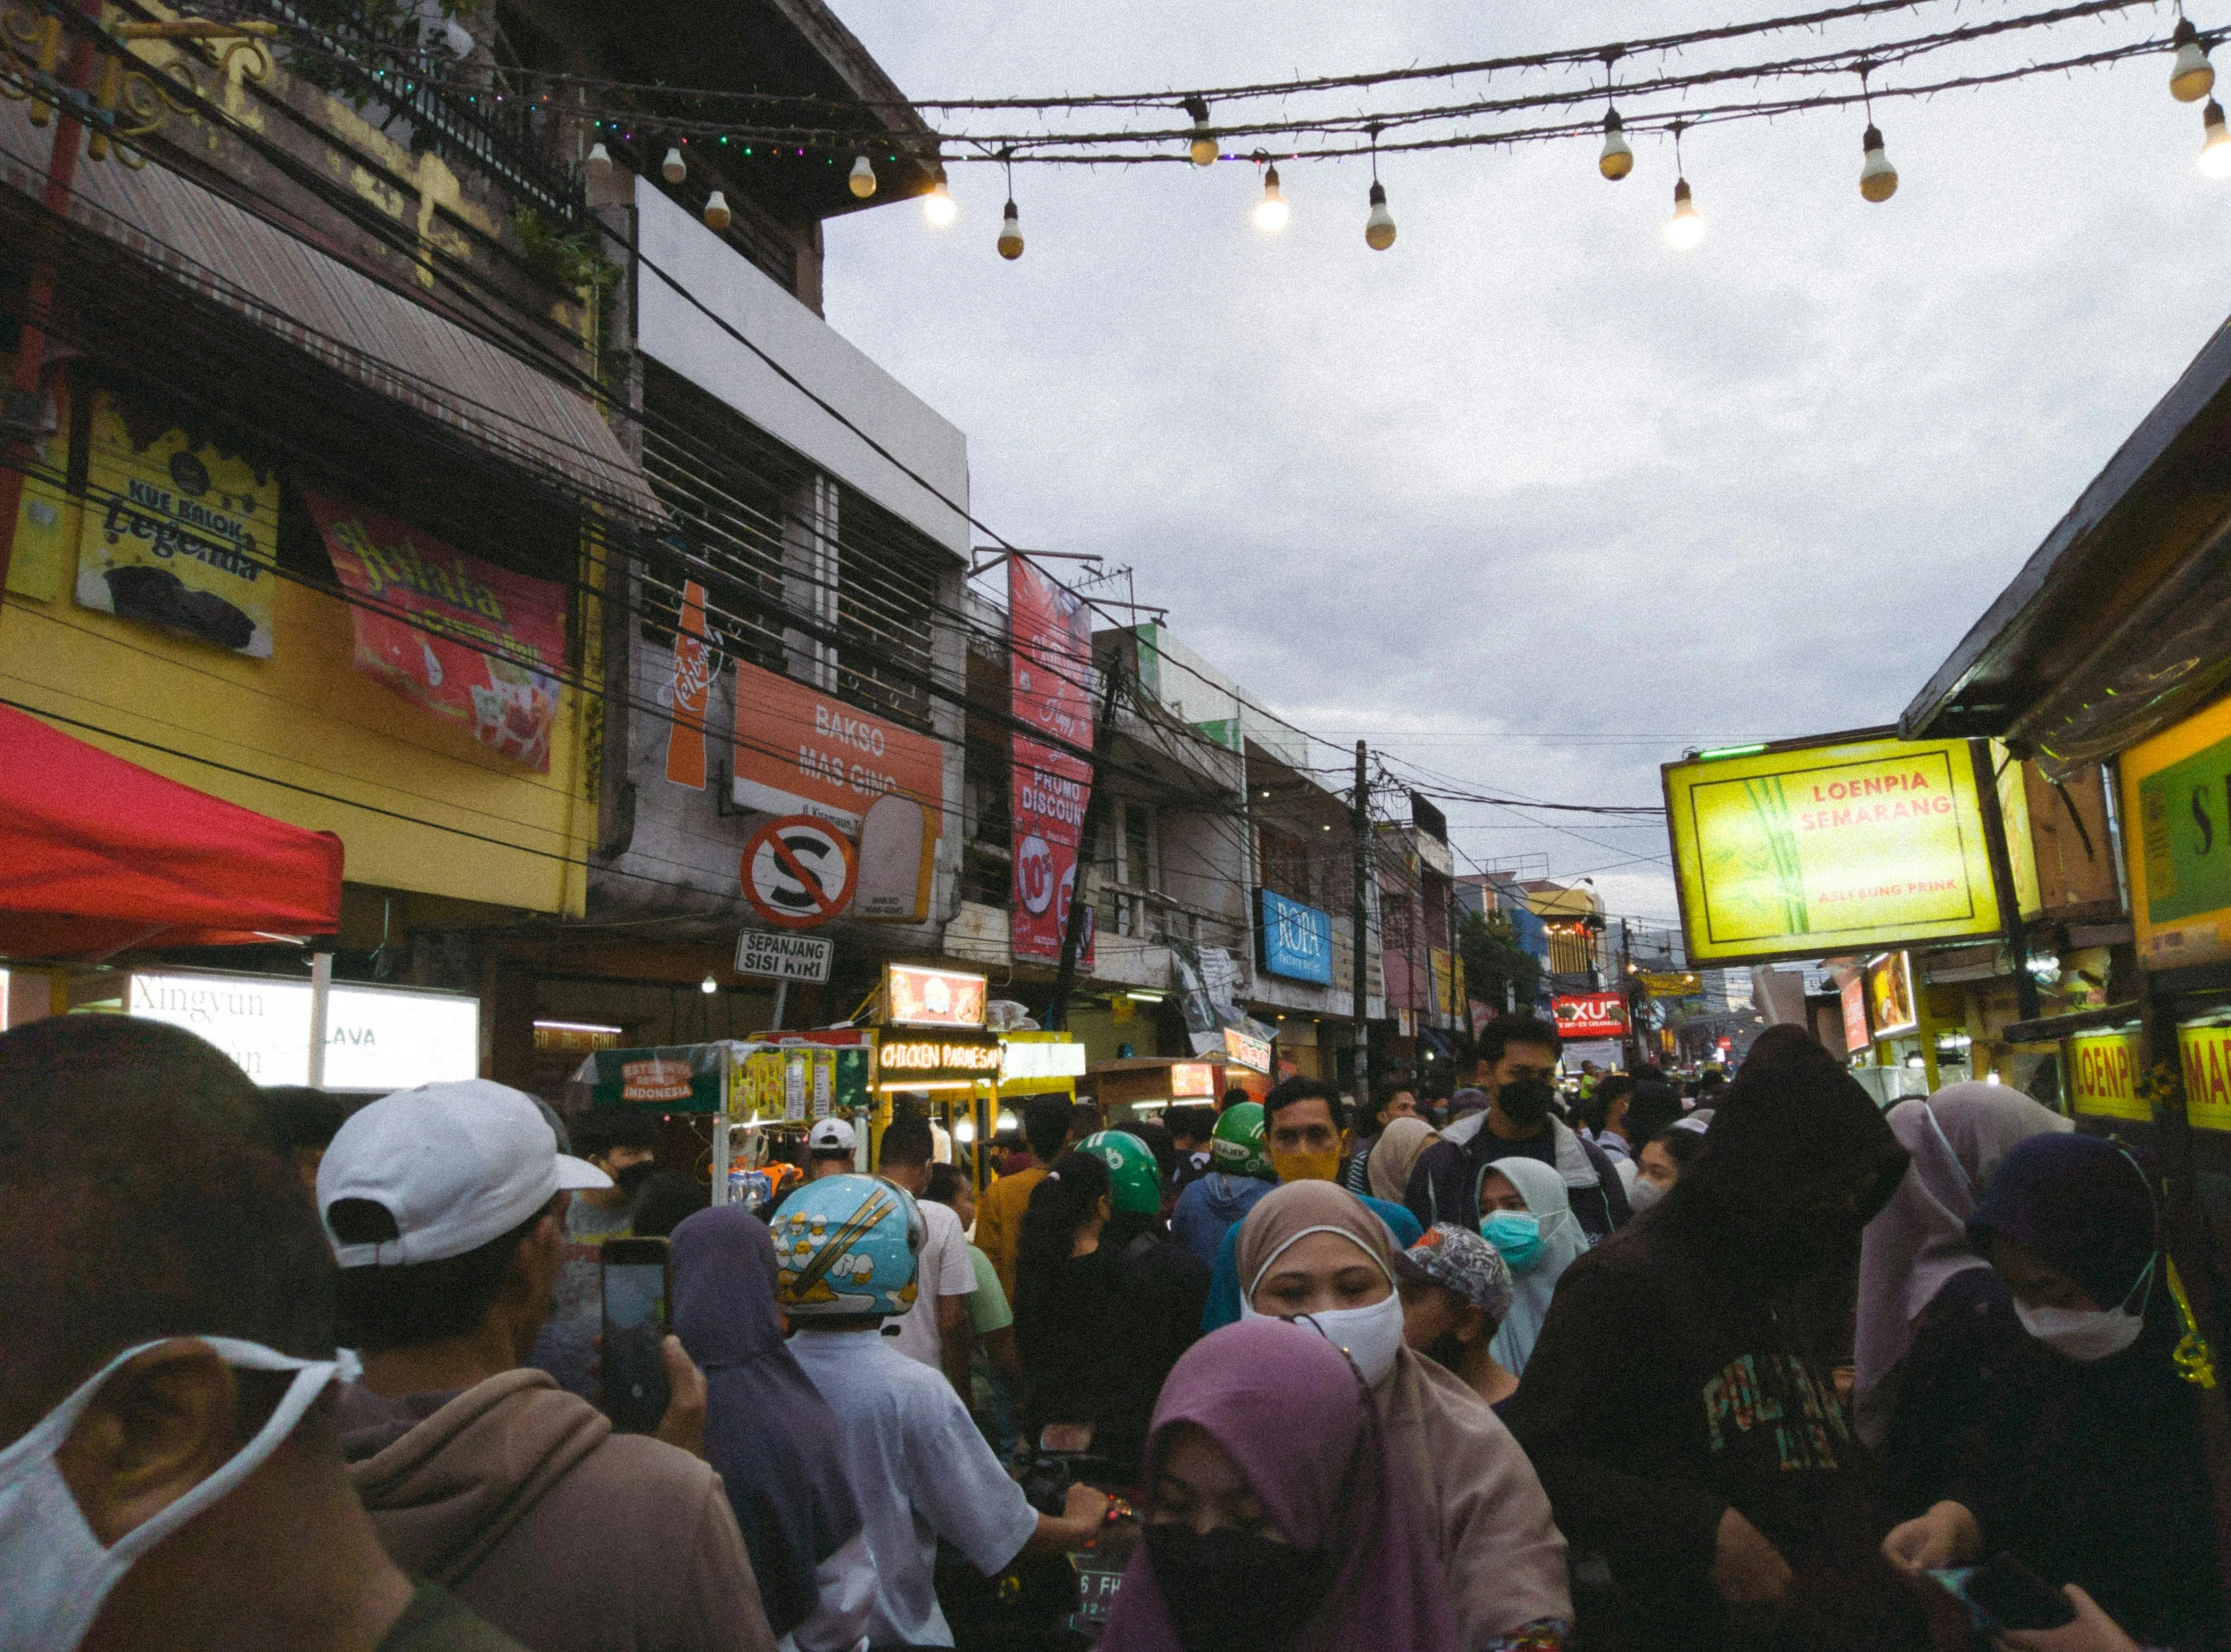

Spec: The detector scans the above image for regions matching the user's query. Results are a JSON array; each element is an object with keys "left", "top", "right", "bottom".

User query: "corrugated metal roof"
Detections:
[{"left": 0, "top": 105, "right": 658, "bottom": 520}]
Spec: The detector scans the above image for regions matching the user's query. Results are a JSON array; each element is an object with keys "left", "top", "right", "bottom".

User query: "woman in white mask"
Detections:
[
  {"left": 1879, "top": 1134, "right": 2221, "bottom": 1649},
  {"left": 1235, "top": 1182, "right": 1570, "bottom": 1649}
]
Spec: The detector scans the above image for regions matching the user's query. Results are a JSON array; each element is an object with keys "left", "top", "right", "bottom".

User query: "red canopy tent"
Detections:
[{"left": 0, "top": 704, "right": 344, "bottom": 958}]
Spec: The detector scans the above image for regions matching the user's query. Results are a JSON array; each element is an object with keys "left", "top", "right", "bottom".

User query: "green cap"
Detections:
[
  {"left": 1210, "top": 1102, "right": 1273, "bottom": 1182},
  {"left": 1080, "top": 1129, "right": 1162, "bottom": 1215}
]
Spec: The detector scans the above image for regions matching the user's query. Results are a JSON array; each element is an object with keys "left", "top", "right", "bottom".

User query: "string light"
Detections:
[
  {"left": 1184, "top": 96, "right": 1218, "bottom": 167},
  {"left": 924, "top": 161, "right": 957, "bottom": 226},
  {"left": 997, "top": 150, "right": 1024, "bottom": 259},
  {"left": 703, "top": 189, "right": 730, "bottom": 230},
  {"left": 1664, "top": 124, "right": 1704, "bottom": 249},
  {"left": 2172, "top": 15, "right": 2217, "bottom": 102},
  {"left": 662, "top": 145, "right": 685, "bottom": 184},
  {"left": 1857, "top": 64, "right": 1898, "bottom": 202},
  {"left": 1364, "top": 127, "right": 1395, "bottom": 249},
  {"left": 2202, "top": 97, "right": 2231, "bottom": 173},
  {"left": 849, "top": 154, "right": 878, "bottom": 198},
  {"left": 1599, "top": 49, "right": 1634, "bottom": 180},
  {"left": 1254, "top": 152, "right": 1289, "bottom": 232}
]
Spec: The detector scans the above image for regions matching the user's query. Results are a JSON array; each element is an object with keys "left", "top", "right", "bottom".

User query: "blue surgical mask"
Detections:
[{"left": 1481, "top": 1209, "right": 1545, "bottom": 1274}]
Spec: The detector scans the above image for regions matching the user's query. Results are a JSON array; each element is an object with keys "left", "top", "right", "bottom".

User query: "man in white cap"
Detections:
[{"left": 319, "top": 1080, "right": 774, "bottom": 1652}]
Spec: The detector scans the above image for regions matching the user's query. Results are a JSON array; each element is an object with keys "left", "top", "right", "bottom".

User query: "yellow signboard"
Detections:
[
  {"left": 2122, "top": 695, "right": 2231, "bottom": 970},
  {"left": 1663, "top": 735, "right": 2003, "bottom": 966},
  {"left": 2068, "top": 1030, "right": 2148, "bottom": 1122},
  {"left": 75, "top": 390, "right": 278, "bottom": 657},
  {"left": 2179, "top": 1023, "right": 2231, "bottom": 1133}
]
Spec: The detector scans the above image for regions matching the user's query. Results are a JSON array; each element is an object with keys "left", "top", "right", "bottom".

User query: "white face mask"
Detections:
[
  {"left": 1275, "top": 1293, "right": 1406, "bottom": 1386},
  {"left": 1628, "top": 1176, "right": 1667, "bottom": 1213},
  {"left": 0, "top": 1336, "right": 339, "bottom": 1652},
  {"left": 2013, "top": 1256, "right": 2158, "bottom": 1364}
]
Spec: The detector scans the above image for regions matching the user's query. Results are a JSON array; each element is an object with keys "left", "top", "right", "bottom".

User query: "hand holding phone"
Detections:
[
  {"left": 1929, "top": 1552, "right": 2080, "bottom": 1634},
  {"left": 601, "top": 1237, "right": 672, "bottom": 1434}
]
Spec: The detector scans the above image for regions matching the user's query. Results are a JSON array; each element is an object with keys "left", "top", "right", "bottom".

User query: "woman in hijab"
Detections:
[
  {"left": 1851, "top": 1081, "right": 2070, "bottom": 1451},
  {"left": 1367, "top": 1115, "right": 1439, "bottom": 1208},
  {"left": 1101, "top": 1317, "right": 1460, "bottom": 1652},
  {"left": 1476, "top": 1156, "right": 1591, "bottom": 1378},
  {"left": 1879, "top": 1134, "right": 2222, "bottom": 1648},
  {"left": 669, "top": 1206, "right": 864, "bottom": 1643},
  {"left": 1233, "top": 1181, "right": 1570, "bottom": 1648}
]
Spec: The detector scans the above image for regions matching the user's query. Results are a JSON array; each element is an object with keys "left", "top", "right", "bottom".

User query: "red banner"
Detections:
[
  {"left": 1552, "top": 992, "right": 1629, "bottom": 1040},
  {"left": 307, "top": 492, "right": 567, "bottom": 772},
  {"left": 1009, "top": 558, "right": 1095, "bottom": 965}
]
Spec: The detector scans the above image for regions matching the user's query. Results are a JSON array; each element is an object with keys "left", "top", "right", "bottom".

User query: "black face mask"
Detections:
[
  {"left": 1142, "top": 1523, "right": 1329, "bottom": 1652},
  {"left": 614, "top": 1159, "right": 658, "bottom": 1199},
  {"left": 1496, "top": 1076, "right": 1556, "bottom": 1130}
]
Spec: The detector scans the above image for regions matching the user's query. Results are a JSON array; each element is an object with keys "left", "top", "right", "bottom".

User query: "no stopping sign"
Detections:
[{"left": 742, "top": 815, "right": 858, "bottom": 929}]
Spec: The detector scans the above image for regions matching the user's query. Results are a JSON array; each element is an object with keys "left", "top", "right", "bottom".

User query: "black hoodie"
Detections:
[{"left": 1504, "top": 1044, "right": 1922, "bottom": 1652}]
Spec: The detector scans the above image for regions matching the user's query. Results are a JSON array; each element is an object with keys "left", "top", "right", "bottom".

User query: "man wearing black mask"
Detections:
[
  {"left": 1505, "top": 1041, "right": 1923, "bottom": 1652},
  {"left": 1403, "top": 1017, "right": 1631, "bottom": 1242}
]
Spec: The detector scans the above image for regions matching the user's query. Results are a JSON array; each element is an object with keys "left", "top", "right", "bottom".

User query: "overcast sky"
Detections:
[{"left": 820, "top": 1, "right": 2226, "bottom": 928}]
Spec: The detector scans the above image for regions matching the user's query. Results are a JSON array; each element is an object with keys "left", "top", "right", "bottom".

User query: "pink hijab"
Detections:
[{"left": 1101, "top": 1318, "right": 1461, "bottom": 1652}]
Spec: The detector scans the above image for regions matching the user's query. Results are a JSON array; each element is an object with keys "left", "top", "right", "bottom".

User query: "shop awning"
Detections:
[{"left": 0, "top": 704, "right": 343, "bottom": 958}]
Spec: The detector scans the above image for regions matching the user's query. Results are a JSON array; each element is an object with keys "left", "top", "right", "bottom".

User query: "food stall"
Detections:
[{"left": 1080, "top": 1055, "right": 1227, "bottom": 1126}]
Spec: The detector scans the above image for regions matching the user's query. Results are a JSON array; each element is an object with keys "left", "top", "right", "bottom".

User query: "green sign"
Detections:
[
  {"left": 586, "top": 1045, "right": 728, "bottom": 1113},
  {"left": 2137, "top": 727, "right": 2231, "bottom": 926}
]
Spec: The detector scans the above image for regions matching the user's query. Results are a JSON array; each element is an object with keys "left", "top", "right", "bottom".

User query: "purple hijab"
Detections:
[
  {"left": 670, "top": 1206, "right": 862, "bottom": 1640},
  {"left": 1101, "top": 1318, "right": 1461, "bottom": 1652}
]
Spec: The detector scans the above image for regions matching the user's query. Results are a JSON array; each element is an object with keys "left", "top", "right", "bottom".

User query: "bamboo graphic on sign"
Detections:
[{"left": 1742, "top": 775, "right": 1810, "bottom": 935}]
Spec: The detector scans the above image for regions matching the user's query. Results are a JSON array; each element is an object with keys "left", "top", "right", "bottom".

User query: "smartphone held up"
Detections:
[{"left": 601, "top": 1237, "right": 672, "bottom": 1434}]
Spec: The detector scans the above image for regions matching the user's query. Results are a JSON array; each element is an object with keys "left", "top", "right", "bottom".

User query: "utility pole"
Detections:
[
  {"left": 1046, "top": 662, "right": 1123, "bottom": 1031},
  {"left": 1350, "top": 740, "right": 1370, "bottom": 1105}
]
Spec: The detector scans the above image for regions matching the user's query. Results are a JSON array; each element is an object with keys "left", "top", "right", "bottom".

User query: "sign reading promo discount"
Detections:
[
  {"left": 1010, "top": 558, "right": 1097, "bottom": 965},
  {"left": 1662, "top": 734, "right": 2003, "bottom": 967}
]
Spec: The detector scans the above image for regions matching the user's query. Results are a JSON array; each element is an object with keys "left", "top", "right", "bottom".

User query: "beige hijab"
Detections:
[
  {"left": 1369, "top": 1116, "right": 1440, "bottom": 1206},
  {"left": 1233, "top": 1183, "right": 1572, "bottom": 1642}
]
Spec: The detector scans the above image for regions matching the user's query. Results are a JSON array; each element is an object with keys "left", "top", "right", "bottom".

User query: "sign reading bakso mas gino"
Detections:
[{"left": 1663, "top": 734, "right": 2002, "bottom": 967}]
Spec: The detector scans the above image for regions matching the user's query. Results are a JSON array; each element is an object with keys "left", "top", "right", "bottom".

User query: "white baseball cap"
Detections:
[
  {"left": 807, "top": 1117, "right": 857, "bottom": 1155},
  {"left": 317, "top": 1079, "right": 611, "bottom": 1268}
]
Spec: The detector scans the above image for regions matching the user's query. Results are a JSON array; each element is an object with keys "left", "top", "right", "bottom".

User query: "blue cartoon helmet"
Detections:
[{"left": 769, "top": 1173, "right": 923, "bottom": 1320}]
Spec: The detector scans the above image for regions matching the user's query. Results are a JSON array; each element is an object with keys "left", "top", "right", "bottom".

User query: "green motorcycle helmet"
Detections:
[
  {"left": 1079, "top": 1129, "right": 1162, "bottom": 1215},
  {"left": 1210, "top": 1102, "right": 1273, "bottom": 1182}
]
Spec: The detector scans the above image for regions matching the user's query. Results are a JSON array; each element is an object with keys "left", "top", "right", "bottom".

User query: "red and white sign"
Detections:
[
  {"left": 307, "top": 492, "right": 568, "bottom": 771},
  {"left": 664, "top": 579, "right": 712, "bottom": 789},
  {"left": 742, "top": 815, "right": 857, "bottom": 930},
  {"left": 1552, "top": 992, "right": 1629, "bottom": 1040},
  {"left": 1840, "top": 976, "right": 1871, "bottom": 1055},
  {"left": 1009, "top": 558, "right": 1095, "bottom": 966},
  {"left": 731, "top": 658, "right": 942, "bottom": 836}
]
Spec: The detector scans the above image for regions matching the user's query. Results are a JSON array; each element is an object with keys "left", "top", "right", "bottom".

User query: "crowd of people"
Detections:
[{"left": 1, "top": 1009, "right": 2221, "bottom": 1652}]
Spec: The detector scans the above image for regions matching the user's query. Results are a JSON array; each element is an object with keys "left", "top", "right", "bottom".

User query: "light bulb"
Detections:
[
  {"left": 997, "top": 199, "right": 1024, "bottom": 260},
  {"left": 1664, "top": 176, "right": 1704, "bottom": 249},
  {"left": 1599, "top": 109, "right": 1634, "bottom": 180},
  {"left": 955, "top": 1114, "right": 977, "bottom": 1143},
  {"left": 662, "top": 145, "right": 685, "bottom": 184},
  {"left": 703, "top": 190, "right": 730, "bottom": 230},
  {"left": 2203, "top": 99, "right": 2231, "bottom": 175},
  {"left": 1254, "top": 164, "right": 1289, "bottom": 232},
  {"left": 2174, "top": 19, "right": 2217, "bottom": 103},
  {"left": 1191, "top": 122, "right": 1219, "bottom": 167},
  {"left": 1364, "top": 180, "right": 1396, "bottom": 250},
  {"left": 849, "top": 154, "right": 877, "bottom": 198},
  {"left": 585, "top": 141, "right": 611, "bottom": 179},
  {"left": 699, "top": 974, "right": 718, "bottom": 994},
  {"left": 1859, "top": 124, "right": 1898, "bottom": 202},
  {"left": 923, "top": 166, "right": 956, "bottom": 226}
]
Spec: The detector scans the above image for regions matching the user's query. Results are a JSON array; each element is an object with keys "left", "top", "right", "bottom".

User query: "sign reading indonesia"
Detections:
[{"left": 1663, "top": 735, "right": 2002, "bottom": 966}]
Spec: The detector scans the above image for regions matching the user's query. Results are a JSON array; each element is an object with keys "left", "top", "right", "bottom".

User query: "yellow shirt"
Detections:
[{"left": 975, "top": 1163, "right": 1047, "bottom": 1305}]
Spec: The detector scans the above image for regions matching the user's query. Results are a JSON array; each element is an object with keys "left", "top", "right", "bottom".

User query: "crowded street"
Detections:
[{"left": 5, "top": 3, "right": 2231, "bottom": 1650}]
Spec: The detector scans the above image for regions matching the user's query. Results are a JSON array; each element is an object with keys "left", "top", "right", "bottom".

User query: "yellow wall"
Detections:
[{"left": 1, "top": 576, "right": 588, "bottom": 915}]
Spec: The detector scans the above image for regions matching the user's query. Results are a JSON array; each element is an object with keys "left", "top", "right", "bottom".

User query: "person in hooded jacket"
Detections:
[
  {"left": 1503, "top": 1042, "right": 1925, "bottom": 1652},
  {"left": 1169, "top": 1101, "right": 1278, "bottom": 1267},
  {"left": 668, "top": 1206, "right": 865, "bottom": 1645},
  {"left": 1878, "top": 1133, "right": 2223, "bottom": 1650}
]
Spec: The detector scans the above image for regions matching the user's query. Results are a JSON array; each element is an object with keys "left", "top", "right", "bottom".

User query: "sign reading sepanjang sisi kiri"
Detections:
[
  {"left": 305, "top": 493, "right": 568, "bottom": 772},
  {"left": 76, "top": 389, "right": 279, "bottom": 656},
  {"left": 1663, "top": 734, "right": 2003, "bottom": 967}
]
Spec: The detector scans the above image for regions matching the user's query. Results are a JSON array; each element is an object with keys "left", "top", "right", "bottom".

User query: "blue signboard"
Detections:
[{"left": 1257, "top": 888, "right": 1334, "bottom": 985}]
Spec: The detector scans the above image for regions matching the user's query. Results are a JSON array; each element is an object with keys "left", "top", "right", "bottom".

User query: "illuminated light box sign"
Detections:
[
  {"left": 2179, "top": 1023, "right": 2231, "bottom": 1132},
  {"left": 878, "top": 1032, "right": 1004, "bottom": 1087},
  {"left": 128, "top": 972, "right": 478, "bottom": 1091},
  {"left": 1663, "top": 735, "right": 2002, "bottom": 966},
  {"left": 1170, "top": 1062, "right": 1218, "bottom": 1099},
  {"left": 1866, "top": 952, "right": 1919, "bottom": 1038},
  {"left": 1552, "top": 992, "right": 1628, "bottom": 1040},
  {"left": 1001, "top": 1038, "right": 1088, "bottom": 1081},
  {"left": 885, "top": 963, "right": 988, "bottom": 1029},
  {"left": 2070, "top": 1031, "right": 2147, "bottom": 1123},
  {"left": 2123, "top": 696, "right": 2231, "bottom": 969}
]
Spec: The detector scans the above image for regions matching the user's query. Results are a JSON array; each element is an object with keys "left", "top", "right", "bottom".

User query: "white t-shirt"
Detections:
[
  {"left": 786, "top": 1330, "right": 1039, "bottom": 1650},
  {"left": 888, "top": 1196, "right": 975, "bottom": 1372}
]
